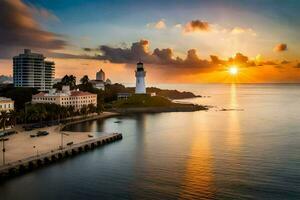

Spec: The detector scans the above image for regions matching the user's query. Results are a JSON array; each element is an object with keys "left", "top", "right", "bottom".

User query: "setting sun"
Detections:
[{"left": 229, "top": 66, "right": 238, "bottom": 75}]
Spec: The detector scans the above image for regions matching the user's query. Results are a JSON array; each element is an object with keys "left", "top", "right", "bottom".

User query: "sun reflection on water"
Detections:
[
  {"left": 180, "top": 115, "right": 215, "bottom": 199},
  {"left": 226, "top": 84, "right": 241, "bottom": 148}
]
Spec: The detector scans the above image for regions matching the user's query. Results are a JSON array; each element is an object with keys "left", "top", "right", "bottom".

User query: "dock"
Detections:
[{"left": 0, "top": 132, "right": 122, "bottom": 178}]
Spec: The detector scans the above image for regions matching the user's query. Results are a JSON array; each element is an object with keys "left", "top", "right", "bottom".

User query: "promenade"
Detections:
[{"left": 0, "top": 112, "right": 118, "bottom": 165}]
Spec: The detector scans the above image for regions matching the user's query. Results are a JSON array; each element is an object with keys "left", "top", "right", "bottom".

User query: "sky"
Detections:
[{"left": 1, "top": 0, "right": 300, "bottom": 83}]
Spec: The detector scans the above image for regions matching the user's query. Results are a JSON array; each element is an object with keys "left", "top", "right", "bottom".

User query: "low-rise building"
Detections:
[
  {"left": 32, "top": 86, "right": 97, "bottom": 110},
  {"left": 117, "top": 93, "right": 132, "bottom": 100},
  {"left": 0, "top": 97, "right": 14, "bottom": 112}
]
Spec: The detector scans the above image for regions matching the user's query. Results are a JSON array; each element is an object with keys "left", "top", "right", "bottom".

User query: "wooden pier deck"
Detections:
[{"left": 0, "top": 132, "right": 122, "bottom": 178}]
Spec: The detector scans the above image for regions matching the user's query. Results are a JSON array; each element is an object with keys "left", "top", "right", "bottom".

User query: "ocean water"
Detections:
[{"left": 1, "top": 84, "right": 300, "bottom": 199}]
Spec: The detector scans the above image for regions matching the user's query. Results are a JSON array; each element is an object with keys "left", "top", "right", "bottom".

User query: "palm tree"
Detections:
[
  {"left": 37, "top": 105, "right": 47, "bottom": 125},
  {"left": 8, "top": 110, "right": 17, "bottom": 128},
  {"left": 80, "top": 75, "right": 89, "bottom": 85},
  {"left": 0, "top": 111, "right": 9, "bottom": 131},
  {"left": 69, "top": 75, "right": 77, "bottom": 90},
  {"left": 88, "top": 104, "right": 96, "bottom": 114},
  {"left": 80, "top": 105, "right": 88, "bottom": 116},
  {"left": 61, "top": 75, "right": 77, "bottom": 90}
]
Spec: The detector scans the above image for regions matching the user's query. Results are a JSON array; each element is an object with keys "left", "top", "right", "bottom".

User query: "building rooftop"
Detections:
[
  {"left": 33, "top": 90, "right": 95, "bottom": 98},
  {"left": 0, "top": 97, "right": 14, "bottom": 102}
]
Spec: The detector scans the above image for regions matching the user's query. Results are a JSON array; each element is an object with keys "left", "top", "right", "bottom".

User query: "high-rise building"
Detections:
[
  {"left": 13, "top": 49, "right": 55, "bottom": 91},
  {"left": 135, "top": 62, "right": 146, "bottom": 94}
]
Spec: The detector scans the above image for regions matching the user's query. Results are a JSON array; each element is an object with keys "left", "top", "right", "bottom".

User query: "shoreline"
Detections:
[
  {"left": 110, "top": 104, "right": 208, "bottom": 114},
  {"left": 60, "top": 112, "right": 119, "bottom": 131}
]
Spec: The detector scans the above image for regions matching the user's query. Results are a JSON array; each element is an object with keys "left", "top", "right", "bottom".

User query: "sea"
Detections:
[{"left": 1, "top": 84, "right": 300, "bottom": 200}]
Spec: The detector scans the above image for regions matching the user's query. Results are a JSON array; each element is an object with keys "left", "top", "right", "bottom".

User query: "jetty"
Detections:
[{"left": 0, "top": 132, "right": 122, "bottom": 178}]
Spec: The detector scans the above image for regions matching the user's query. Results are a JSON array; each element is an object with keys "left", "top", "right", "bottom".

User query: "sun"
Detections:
[{"left": 229, "top": 66, "right": 238, "bottom": 75}]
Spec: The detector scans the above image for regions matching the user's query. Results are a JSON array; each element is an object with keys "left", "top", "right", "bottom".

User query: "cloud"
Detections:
[
  {"left": 273, "top": 43, "right": 287, "bottom": 52},
  {"left": 294, "top": 63, "right": 300, "bottom": 68},
  {"left": 0, "top": 0, "right": 67, "bottom": 58},
  {"left": 174, "top": 24, "right": 182, "bottom": 28},
  {"left": 82, "top": 40, "right": 218, "bottom": 74},
  {"left": 184, "top": 20, "right": 211, "bottom": 32},
  {"left": 230, "top": 27, "right": 256, "bottom": 36},
  {"left": 147, "top": 19, "right": 166, "bottom": 30},
  {"left": 281, "top": 60, "right": 290, "bottom": 64},
  {"left": 81, "top": 40, "right": 283, "bottom": 75},
  {"left": 29, "top": 4, "right": 60, "bottom": 22}
]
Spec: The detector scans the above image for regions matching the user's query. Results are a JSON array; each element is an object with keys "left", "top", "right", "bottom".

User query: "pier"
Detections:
[{"left": 0, "top": 133, "right": 122, "bottom": 178}]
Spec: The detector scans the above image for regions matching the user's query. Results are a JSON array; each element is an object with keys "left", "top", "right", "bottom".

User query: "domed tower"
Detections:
[
  {"left": 135, "top": 62, "right": 146, "bottom": 94},
  {"left": 96, "top": 69, "right": 105, "bottom": 81}
]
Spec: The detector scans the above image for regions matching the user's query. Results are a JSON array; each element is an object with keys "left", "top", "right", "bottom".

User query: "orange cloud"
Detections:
[
  {"left": 0, "top": 0, "right": 66, "bottom": 58},
  {"left": 184, "top": 20, "right": 211, "bottom": 32},
  {"left": 274, "top": 43, "right": 287, "bottom": 52},
  {"left": 147, "top": 19, "right": 166, "bottom": 30}
]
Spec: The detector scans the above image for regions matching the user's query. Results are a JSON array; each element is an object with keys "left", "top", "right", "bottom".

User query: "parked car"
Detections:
[{"left": 36, "top": 131, "right": 49, "bottom": 137}]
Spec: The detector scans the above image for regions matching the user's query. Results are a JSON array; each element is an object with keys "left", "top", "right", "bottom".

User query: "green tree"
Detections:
[
  {"left": 80, "top": 105, "right": 88, "bottom": 116},
  {"left": 0, "top": 111, "right": 9, "bottom": 130},
  {"left": 53, "top": 75, "right": 77, "bottom": 90},
  {"left": 87, "top": 104, "right": 97, "bottom": 114},
  {"left": 8, "top": 110, "right": 17, "bottom": 128},
  {"left": 80, "top": 75, "right": 90, "bottom": 85}
]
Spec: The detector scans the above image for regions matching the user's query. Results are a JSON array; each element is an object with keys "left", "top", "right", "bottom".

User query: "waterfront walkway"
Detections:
[{"left": 0, "top": 132, "right": 122, "bottom": 177}]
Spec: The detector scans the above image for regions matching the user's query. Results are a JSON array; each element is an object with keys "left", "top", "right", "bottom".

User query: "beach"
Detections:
[{"left": 0, "top": 112, "right": 118, "bottom": 165}]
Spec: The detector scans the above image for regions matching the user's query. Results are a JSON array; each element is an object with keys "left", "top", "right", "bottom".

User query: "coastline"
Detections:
[
  {"left": 110, "top": 104, "right": 208, "bottom": 114},
  {"left": 60, "top": 112, "right": 119, "bottom": 131}
]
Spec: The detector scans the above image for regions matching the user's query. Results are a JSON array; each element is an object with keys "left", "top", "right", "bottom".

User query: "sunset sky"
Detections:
[{"left": 1, "top": 0, "right": 300, "bottom": 83}]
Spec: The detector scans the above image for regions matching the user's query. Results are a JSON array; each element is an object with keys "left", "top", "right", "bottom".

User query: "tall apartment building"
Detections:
[{"left": 13, "top": 49, "right": 55, "bottom": 91}]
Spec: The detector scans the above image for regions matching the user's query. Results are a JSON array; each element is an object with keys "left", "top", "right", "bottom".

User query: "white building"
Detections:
[
  {"left": 13, "top": 49, "right": 55, "bottom": 91},
  {"left": 32, "top": 86, "right": 97, "bottom": 110},
  {"left": 90, "top": 69, "right": 112, "bottom": 90},
  {"left": 96, "top": 69, "right": 105, "bottom": 81},
  {"left": 135, "top": 62, "right": 146, "bottom": 94},
  {"left": 89, "top": 80, "right": 105, "bottom": 90},
  {"left": 0, "top": 97, "right": 14, "bottom": 112}
]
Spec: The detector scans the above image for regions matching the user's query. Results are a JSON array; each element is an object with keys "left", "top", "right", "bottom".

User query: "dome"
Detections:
[{"left": 96, "top": 69, "right": 105, "bottom": 81}]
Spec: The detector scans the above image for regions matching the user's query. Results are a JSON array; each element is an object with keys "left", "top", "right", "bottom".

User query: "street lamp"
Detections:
[
  {"left": 33, "top": 145, "right": 39, "bottom": 157},
  {"left": 61, "top": 132, "right": 63, "bottom": 150},
  {"left": 1, "top": 138, "right": 9, "bottom": 165}
]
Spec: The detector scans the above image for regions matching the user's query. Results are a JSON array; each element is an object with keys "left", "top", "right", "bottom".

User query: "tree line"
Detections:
[{"left": 0, "top": 103, "right": 103, "bottom": 131}]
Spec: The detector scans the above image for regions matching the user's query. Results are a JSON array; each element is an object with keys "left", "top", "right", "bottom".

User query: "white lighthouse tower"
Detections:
[{"left": 135, "top": 61, "right": 146, "bottom": 94}]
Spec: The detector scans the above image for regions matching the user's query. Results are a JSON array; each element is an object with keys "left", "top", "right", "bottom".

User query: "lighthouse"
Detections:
[{"left": 135, "top": 61, "right": 146, "bottom": 94}]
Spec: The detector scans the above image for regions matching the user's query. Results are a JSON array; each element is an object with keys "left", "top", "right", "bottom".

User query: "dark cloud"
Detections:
[
  {"left": 83, "top": 40, "right": 282, "bottom": 74},
  {"left": 0, "top": 0, "right": 67, "bottom": 58},
  {"left": 184, "top": 20, "right": 211, "bottom": 32},
  {"left": 94, "top": 40, "right": 214, "bottom": 70},
  {"left": 281, "top": 60, "right": 290, "bottom": 64},
  {"left": 273, "top": 43, "right": 287, "bottom": 52},
  {"left": 294, "top": 63, "right": 300, "bottom": 68},
  {"left": 260, "top": 61, "right": 277, "bottom": 66},
  {"left": 275, "top": 65, "right": 284, "bottom": 69}
]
